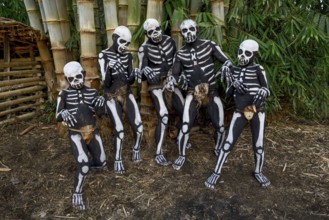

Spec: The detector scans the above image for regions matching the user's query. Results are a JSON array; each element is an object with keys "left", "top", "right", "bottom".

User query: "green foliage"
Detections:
[
  {"left": 224, "top": 0, "right": 329, "bottom": 120},
  {"left": 0, "top": 0, "right": 29, "bottom": 24},
  {"left": 41, "top": 100, "right": 57, "bottom": 123},
  {"left": 4, "top": 0, "right": 327, "bottom": 121}
]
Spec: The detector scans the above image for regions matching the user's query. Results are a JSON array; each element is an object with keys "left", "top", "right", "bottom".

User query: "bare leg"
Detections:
[
  {"left": 106, "top": 99, "right": 125, "bottom": 174},
  {"left": 251, "top": 112, "right": 270, "bottom": 187}
]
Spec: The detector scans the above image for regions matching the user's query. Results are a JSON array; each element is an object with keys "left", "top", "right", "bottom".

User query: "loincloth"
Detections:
[
  {"left": 237, "top": 105, "right": 258, "bottom": 121},
  {"left": 147, "top": 76, "right": 166, "bottom": 91},
  {"left": 105, "top": 85, "right": 128, "bottom": 111},
  {"left": 69, "top": 125, "right": 95, "bottom": 144},
  {"left": 188, "top": 83, "right": 210, "bottom": 107}
]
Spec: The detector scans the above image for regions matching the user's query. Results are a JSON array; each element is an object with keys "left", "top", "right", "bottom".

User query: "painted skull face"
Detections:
[
  {"left": 180, "top": 19, "right": 197, "bottom": 43},
  {"left": 113, "top": 26, "right": 132, "bottom": 54},
  {"left": 238, "top": 39, "right": 259, "bottom": 66},
  {"left": 143, "top": 18, "right": 162, "bottom": 43},
  {"left": 64, "top": 61, "right": 85, "bottom": 89}
]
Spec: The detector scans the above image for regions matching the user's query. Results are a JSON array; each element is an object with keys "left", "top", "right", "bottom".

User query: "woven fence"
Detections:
[{"left": 0, "top": 59, "right": 47, "bottom": 126}]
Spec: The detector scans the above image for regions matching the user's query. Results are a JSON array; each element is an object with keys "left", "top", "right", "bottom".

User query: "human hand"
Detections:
[
  {"left": 93, "top": 96, "right": 105, "bottom": 107},
  {"left": 165, "top": 75, "right": 176, "bottom": 92},
  {"left": 177, "top": 74, "right": 188, "bottom": 90},
  {"left": 144, "top": 66, "right": 158, "bottom": 84},
  {"left": 60, "top": 109, "right": 77, "bottom": 127},
  {"left": 109, "top": 60, "right": 125, "bottom": 73},
  {"left": 253, "top": 87, "right": 269, "bottom": 108},
  {"left": 132, "top": 68, "right": 142, "bottom": 83},
  {"left": 233, "top": 80, "right": 247, "bottom": 94}
]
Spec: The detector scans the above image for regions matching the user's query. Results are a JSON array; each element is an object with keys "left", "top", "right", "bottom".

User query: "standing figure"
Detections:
[
  {"left": 166, "top": 19, "right": 232, "bottom": 170},
  {"left": 138, "top": 18, "right": 185, "bottom": 166},
  {"left": 204, "top": 39, "right": 271, "bottom": 189},
  {"left": 56, "top": 61, "right": 107, "bottom": 210},
  {"left": 98, "top": 26, "right": 143, "bottom": 174}
]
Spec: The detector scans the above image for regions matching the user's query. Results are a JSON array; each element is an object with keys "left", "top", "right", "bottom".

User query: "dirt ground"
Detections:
[{"left": 0, "top": 111, "right": 329, "bottom": 220}]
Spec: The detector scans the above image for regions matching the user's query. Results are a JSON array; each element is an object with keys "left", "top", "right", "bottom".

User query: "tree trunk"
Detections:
[
  {"left": 140, "top": 0, "right": 147, "bottom": 22},
  {"left": 211, "top": 0, "right": 225, "bottom": 44},
  {"left": 37, "top": 0, "right": 48, "bottom": 34},
  {"left": 127, "top": 0, "right": 141, "bottom": 60},
  {"left": 211, "top": 0, "right": 225, "bottom": 25},
  {"left": 24, "top": 0, "right": 44, "bottom": 35},
  {"left": 146, "top": 0, "right": 163, "bottom": 21},
  {"left": 24, "top": 0, "right": 57, "bottom": 100},
  {"left": 127, "top": 0, "right": 141, "bottom": 97},
  {"left": 94, "top": 0, "right": 105, "bottom": 53},
  {"left": 103, "top": 0, "right": 118, "bottom": 47},
  {"left": 55, "top": 0, "right": 73, "bottom": 61},
  {"left": 42, "top": 0, "right": 69, "bottom": 91},
  {"left": 190, "top": 0, "right": 202, "bottom": 20},
  {"left": 171, "top": 10, "right": 183, "bottom": 49},
  {"left": 77, "top": 0, "right": 99, "bottom": 89},
  {"left": 118, "top": 0, "right": 128, "bottom": 25}
]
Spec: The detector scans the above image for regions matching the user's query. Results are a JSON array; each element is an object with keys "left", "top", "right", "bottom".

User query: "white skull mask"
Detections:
[
  {"left": 180, "top": 19, "right": 197, "bottom": 43},
  {"left": 238, "top": 39, "right": 259, "bottom": 66},
  {"left": 113, "top": 26, "right": 132, "bottom": 53},
  {"left": 63, "top": 61, "right": 85, "bottom": 89},
  {"left": 143, "top": 18, "right": 162, "bottom": 43}
]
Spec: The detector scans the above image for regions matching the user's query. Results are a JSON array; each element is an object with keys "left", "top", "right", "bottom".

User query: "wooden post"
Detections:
[{"left": 4, "top": 33, "right": 11, "bottom": 119}]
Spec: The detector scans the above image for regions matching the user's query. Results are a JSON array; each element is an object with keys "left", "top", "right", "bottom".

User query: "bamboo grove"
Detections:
[{"left": 1, "top": 0, "right": 329, "bottom": 120}]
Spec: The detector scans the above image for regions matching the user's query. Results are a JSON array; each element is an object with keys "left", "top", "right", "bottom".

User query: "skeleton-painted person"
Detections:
[
  {"left": 204, "top": 39, "right": 271, "bottom": 189},
  {"left": 56, "top": 61, "right": 107, "bottom": 210},
  {"left": 138, "top": 18, "right": 185, "bottom": 166},
  {"left": 166, "top": 19, "right": 232, "bottom": 170},
  {"left": 98, "top": 26, "right": 143, "bottom": 174}
]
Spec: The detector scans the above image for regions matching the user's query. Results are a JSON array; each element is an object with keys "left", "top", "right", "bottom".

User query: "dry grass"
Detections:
[{"left": 0, "top": 116, "right": 329, "bottom": 219}]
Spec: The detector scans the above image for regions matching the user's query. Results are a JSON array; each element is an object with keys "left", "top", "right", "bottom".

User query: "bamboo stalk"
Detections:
[
  {"left": 0, "top": 77, "right": 44, "bottom": 87},
  {"left": 20, "top": 125, "right": 36, "bottom": 135},
  {"left": 127, "top": 0, "right": 141, "bottom": 97},
  {"left": 0, "top": 61, "right": 39, "bottom": 68},
  {"left": 0, "top": 86, "right": 46, "bottom": 100},
  {"left": 42, "top": 0, "right": 68, "bottom": 91},
  {"left": 37, "top": 0, "right": 48, "bottom": 33},
  {"left": 171, "top": 10, "right": 183, "bottom": 49},
  {"left": 0, "top": 112, "right": 37, "bottom": 126},
  {"left": 0, "top": 69, "right": 41, "bottom": 77},
  {"left": 36, "top": 40, "right": 57, "bottom": 100},
  {"left": 55, "top": 0, "right": 70, "bottom": 43},
  {"left": 190, "top": 0, "right": 202, "bottom": 20},
  {"left": 211, "top": 0, "right": 226, "bottom": 45},
  {"left": 0, "top": 81, "right": 46, "bottom": 93},
  {"left": 77, "top": 0, "right": 99, "bottom": 88},
  {"left": 211, "top": 0, "right": 225, "bottom": 25},
  {"left": 55, "top": 0, "right": 73, "bottom": 61},
  {"left": 66, "top": 0, "right": 80, "bottom": 61},
  {"left": 127, "top": 1, "right": 140, "bottom": 63},
  {"left": 103, "top": 0, "right": 118, "bottom": 47},
  {"left": 71, "top": 0, "right": 80, "bottom": 31},
  {"left": 0, "top": 103, "right": 40, "bottom": 118},
  {"left": 94, "top": 0, "right": 105, "bottom": 53},
  {"left": 140, "top": 0, "right": 147, "bottom": 22},
  {"left": 24, "top": 0, "right": 45, "bottom": 35},
  {"left": 0, "top": 94, "right": 45, "bottom": 109},
  {"left": 146, "top": 0, "right": 163, "bottom": 21},
  {"left": 118, "top": 0, "right": 128, "bottom": 25}
]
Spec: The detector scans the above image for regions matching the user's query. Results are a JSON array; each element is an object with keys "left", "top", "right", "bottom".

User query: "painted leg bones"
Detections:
[
  {"left": 205, "top": 39, "right": 271, "bottom": 189},
  {"left": 56, "top": 61, "right": 108, "bottom": 210}
]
